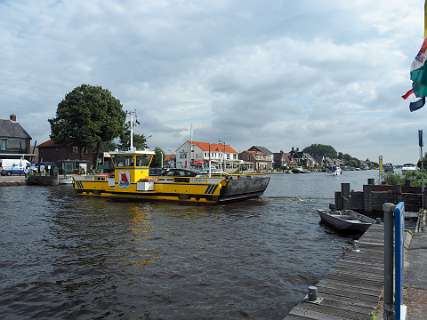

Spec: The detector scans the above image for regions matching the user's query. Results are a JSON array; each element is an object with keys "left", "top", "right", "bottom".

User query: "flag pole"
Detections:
[{"left": 424, "top": 0, "right": 427, "bottom": 38}]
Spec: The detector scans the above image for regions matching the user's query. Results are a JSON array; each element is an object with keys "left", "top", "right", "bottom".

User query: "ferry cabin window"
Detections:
[
  {"left": 113, "top": 156, "right": 133, "bottom": 167},
  {"left": 136, "top": 155, "right": 151, "bottom": 167}
]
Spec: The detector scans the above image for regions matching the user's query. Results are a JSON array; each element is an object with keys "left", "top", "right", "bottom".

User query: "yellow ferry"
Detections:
[{"left": 72, "top": 149, "right": 270, "bottom": 204}]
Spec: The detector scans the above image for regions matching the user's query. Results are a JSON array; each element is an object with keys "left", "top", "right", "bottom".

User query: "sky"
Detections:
[{"left": 0, "top": 0, "right": 425, "bottom": 163}]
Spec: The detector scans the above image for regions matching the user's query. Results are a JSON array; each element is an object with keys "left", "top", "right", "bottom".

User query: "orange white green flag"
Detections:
[{"left": 403, "top": 1, "right": 427, "bottom": 111}]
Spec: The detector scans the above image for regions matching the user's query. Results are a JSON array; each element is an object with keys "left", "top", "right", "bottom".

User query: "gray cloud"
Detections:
[{"left": 0, "top": 0, "right": 424, "bottom": 162}]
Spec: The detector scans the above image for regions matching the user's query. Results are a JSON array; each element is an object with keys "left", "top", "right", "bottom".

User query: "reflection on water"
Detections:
[{"left": 0, "top": 171, "right": 375, "bottom": 320}]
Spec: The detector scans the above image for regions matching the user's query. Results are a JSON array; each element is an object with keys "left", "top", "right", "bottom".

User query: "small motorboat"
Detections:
[
  {"left": 292, "top": 167, "right": 307, "bottom": 174},
  {"left": 326, "top": 165, "right": 342, "bottom": 176},
  {"left": 317, "top": 209, "right": 375, "bottom": 234}
]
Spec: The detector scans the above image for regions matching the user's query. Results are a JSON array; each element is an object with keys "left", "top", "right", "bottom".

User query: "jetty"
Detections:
[
  {"left": 0, "top": 176, "right": 26, "bottom": 186},
  {"left": 283, "top": 223, "right": 386, "bottom": 320},
  {"left": 335, "top": 180, "right": 425, "bottom": 214}
]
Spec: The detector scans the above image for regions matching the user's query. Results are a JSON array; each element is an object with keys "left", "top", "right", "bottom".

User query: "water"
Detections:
[{"left": 0, "top": 171, "right": 376, "bottom": 320}]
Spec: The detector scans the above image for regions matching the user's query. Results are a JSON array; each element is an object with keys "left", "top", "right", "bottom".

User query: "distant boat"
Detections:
[
  {"left": 318, "top": 209, "right": 375, "bottom": 234},
  {"left": 402, "top": 163, "right": 417, "bottom": 174},
  {"left": 292, "top": 167, "right": 307, "bottom": 174},
  {"left": 326, "top": 165, "right": 342, "bottom": 176}
]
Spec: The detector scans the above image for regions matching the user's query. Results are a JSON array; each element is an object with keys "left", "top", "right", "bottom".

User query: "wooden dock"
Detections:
[
  {"left": 283, "top": 224, "right": 384, "bottom": 320},
  {"left": 0, "top": 176, "right": 26, "bottom": 186}
]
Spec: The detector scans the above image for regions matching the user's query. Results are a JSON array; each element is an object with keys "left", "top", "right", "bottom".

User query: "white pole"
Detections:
[
  {"left": 209, "top": 143, "right": 212, "bottom": 178},
  {"left": 189, "top": 124, "right": 192, "bottom": 169},
  {"left": 130, "top": 112, "right": 134, "bottom": 151},
  {"left": 160, "top": 151, "right": 164, "bottom": 168}
]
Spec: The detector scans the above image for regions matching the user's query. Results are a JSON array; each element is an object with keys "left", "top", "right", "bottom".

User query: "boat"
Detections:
[
  {"left": 326, "top": 165, "right": 342, "bottom": 176},
  {"left": 402, "top": 163, "right": 417, "bottom": 174},
  {"left": 317, "top": 209, "right": 375, "bottom": 234},
  {"left": 72, "top": 149, "right": 270, "bottom": 204},
  {"left": 292, "top": 167, "right": 306, "bottom": 174}
]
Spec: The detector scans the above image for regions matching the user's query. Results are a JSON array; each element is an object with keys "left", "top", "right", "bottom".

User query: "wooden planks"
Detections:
[{"left": 283, "top": 224, "right": 384, "bottom": 320}]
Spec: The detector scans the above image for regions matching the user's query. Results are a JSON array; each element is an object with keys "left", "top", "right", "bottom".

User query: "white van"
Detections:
[{"left": 0, "top": 159, "right": 31, "bottom": 176}]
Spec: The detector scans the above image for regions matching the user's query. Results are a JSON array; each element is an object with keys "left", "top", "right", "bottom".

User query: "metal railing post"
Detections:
[{"left": 383, "top": 202, "right": 395, "bottom": 320}]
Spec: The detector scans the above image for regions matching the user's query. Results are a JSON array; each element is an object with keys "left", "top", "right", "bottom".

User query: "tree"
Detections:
[
  {"left": 49, "top": 84, "right": 126, "bottom": 165},
  {"left": 150, "top": 147, "right": 165, "bottom": 168},
  {"left": 302, "top": 144, "right": 337, "bottom": 160}
]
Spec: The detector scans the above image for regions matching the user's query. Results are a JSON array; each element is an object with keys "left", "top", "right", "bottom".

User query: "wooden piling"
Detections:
[{"left": 341, "top": 183, "right": 351, "bottom": 210}]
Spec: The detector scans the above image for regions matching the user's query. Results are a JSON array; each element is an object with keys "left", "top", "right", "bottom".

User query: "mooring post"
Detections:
[
  {"left": 308, "top": 286, "right": 318, "bottom": 302},
  {"left": 383, "top": 202, "right": 395, "bottom": 320},
  {"left": 342, "top": 183, "right": 351, "bottom": 210}
]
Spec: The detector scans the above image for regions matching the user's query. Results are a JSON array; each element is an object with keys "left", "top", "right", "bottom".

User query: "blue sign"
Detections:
[{"left": 394, "top": 202, "right": 405, "bottom": 320}]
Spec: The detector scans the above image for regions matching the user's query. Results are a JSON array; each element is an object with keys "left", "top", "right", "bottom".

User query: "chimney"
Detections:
[{"left": 10, "top": 114, "right": 16, "bottom": 122}]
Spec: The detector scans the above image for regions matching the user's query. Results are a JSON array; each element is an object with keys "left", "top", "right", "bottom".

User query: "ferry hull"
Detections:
[{"left": 73, "top": 175, "right": 270, "bottom": 204}]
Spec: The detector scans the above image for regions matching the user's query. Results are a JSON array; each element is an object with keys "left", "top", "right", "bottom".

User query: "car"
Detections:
[
  {"left": 149, "top": 168, "right": 166, "bottom": 176},
  {"left": 0, "top": 159, "right": 31, "bottom": 176},
  {"left": 163, "top": 168, "right": 198, "bottom": 177}
]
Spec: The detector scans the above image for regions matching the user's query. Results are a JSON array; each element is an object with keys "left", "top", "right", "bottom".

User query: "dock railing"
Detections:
[{"left": 383, "top": 202, "right": 406, "bottom": 320}]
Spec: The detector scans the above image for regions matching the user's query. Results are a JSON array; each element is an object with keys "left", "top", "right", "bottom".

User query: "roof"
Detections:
[
  {"left": 190, "top": 140, "right": 238, "bottom": 154},
  {"left": 109, "top": 149, "right": 155, "bottom": 156},
  {"left": 38, "top": 139, "right": 57, "bottom": 148},
  {"left": 248, "top": 146, "right": 273, "bottom": 155},
  {"left": 164, "top": 154, "right": 176, "bottom": 161},
  {"left": 0, "top": 119, "right": 32, "bottom": 139}
]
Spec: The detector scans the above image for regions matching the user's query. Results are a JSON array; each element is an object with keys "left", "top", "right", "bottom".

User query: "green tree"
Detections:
[
  {"left": 49, "top": 84, "right": 126, "bottom": 165},
  {"left": 302, "top": 144, "right": 337, "bottom": 160},
  {"left": 150, "top": 147, "right": 165, "bottom": 168}
]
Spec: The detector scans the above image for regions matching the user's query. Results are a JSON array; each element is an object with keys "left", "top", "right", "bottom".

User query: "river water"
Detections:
[{"left": 0, "top": 171, "right": 376, "bottom": 320}]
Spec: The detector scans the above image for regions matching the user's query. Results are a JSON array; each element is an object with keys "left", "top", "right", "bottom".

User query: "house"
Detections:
[
  {"left": 37, "top": 139, "right": 94, "bottom": 173},
  {"left": 288, "top": 147, "right": 319, "bottom": 168},
  {"left": 273, "top": 151, "right": 292, "bottom": 169},
  {"left": 0, "top": 114, "right": 33, "bottom": 159},
  {"left": 175, "top": 140, "right": 239, "bottom": 172},
  {"left": 239, "top": 146, "right": 273, "bottom": 171}
]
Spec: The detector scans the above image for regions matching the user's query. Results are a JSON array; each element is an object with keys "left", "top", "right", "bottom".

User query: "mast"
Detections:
[
  {"left": 127, "top": 109, "right": 138, "bottom": 151},
  {"left": 189, "top": 124, "right": 192, "bottom": 169},
  {"left": 130, "top": 111, "right": 134, "bottom": 151},
  {"left": 209, "top": 143, "right": 211, "bottom": 178}
]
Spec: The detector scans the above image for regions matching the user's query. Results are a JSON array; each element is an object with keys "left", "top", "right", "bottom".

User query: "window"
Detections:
[
  {"left": 72, "top": 146, "right": 78, "bottom": 153},
  {"left": 112, "top": 156, "right": 133, "bottom": 167},
  {"left": 0, "top": 139, "right": 6, "bottom": 151},
  {"left": 136, "top": 155, "right": 152, "bottom": 167},
  {"left": 5, "top": 138, "right": 24, "bottom": 152}
]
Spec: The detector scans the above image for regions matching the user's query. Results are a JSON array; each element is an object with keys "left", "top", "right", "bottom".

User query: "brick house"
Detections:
[
  {"left": 273, "top": 151, "right": 292, "bottom": 169},
  {"left": 239, "top": 146, "right": 273, "bottom": 171},
  {"left": 0, "top": 114, "right": 33, "bottom": 159}
]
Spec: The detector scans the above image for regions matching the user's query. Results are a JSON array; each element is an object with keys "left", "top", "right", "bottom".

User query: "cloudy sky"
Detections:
[{"left": 0, "top": 0, "right": 425, "bottom": 162}]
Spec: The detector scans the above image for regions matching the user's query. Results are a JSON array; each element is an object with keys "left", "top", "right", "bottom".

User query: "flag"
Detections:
[
  {"left": 410, "top": 38, "right": 427, "bottom": 98},
  {"left": 403, "top": 1, "right": 427, "bottom": 111},
  {"left": 410, "top": 97, "right": 426, "bottom": 112}
]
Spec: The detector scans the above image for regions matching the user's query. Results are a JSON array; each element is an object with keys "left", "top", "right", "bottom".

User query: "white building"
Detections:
[{"left": 175, "top": 140, "right": 239, "bottom": 172}]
